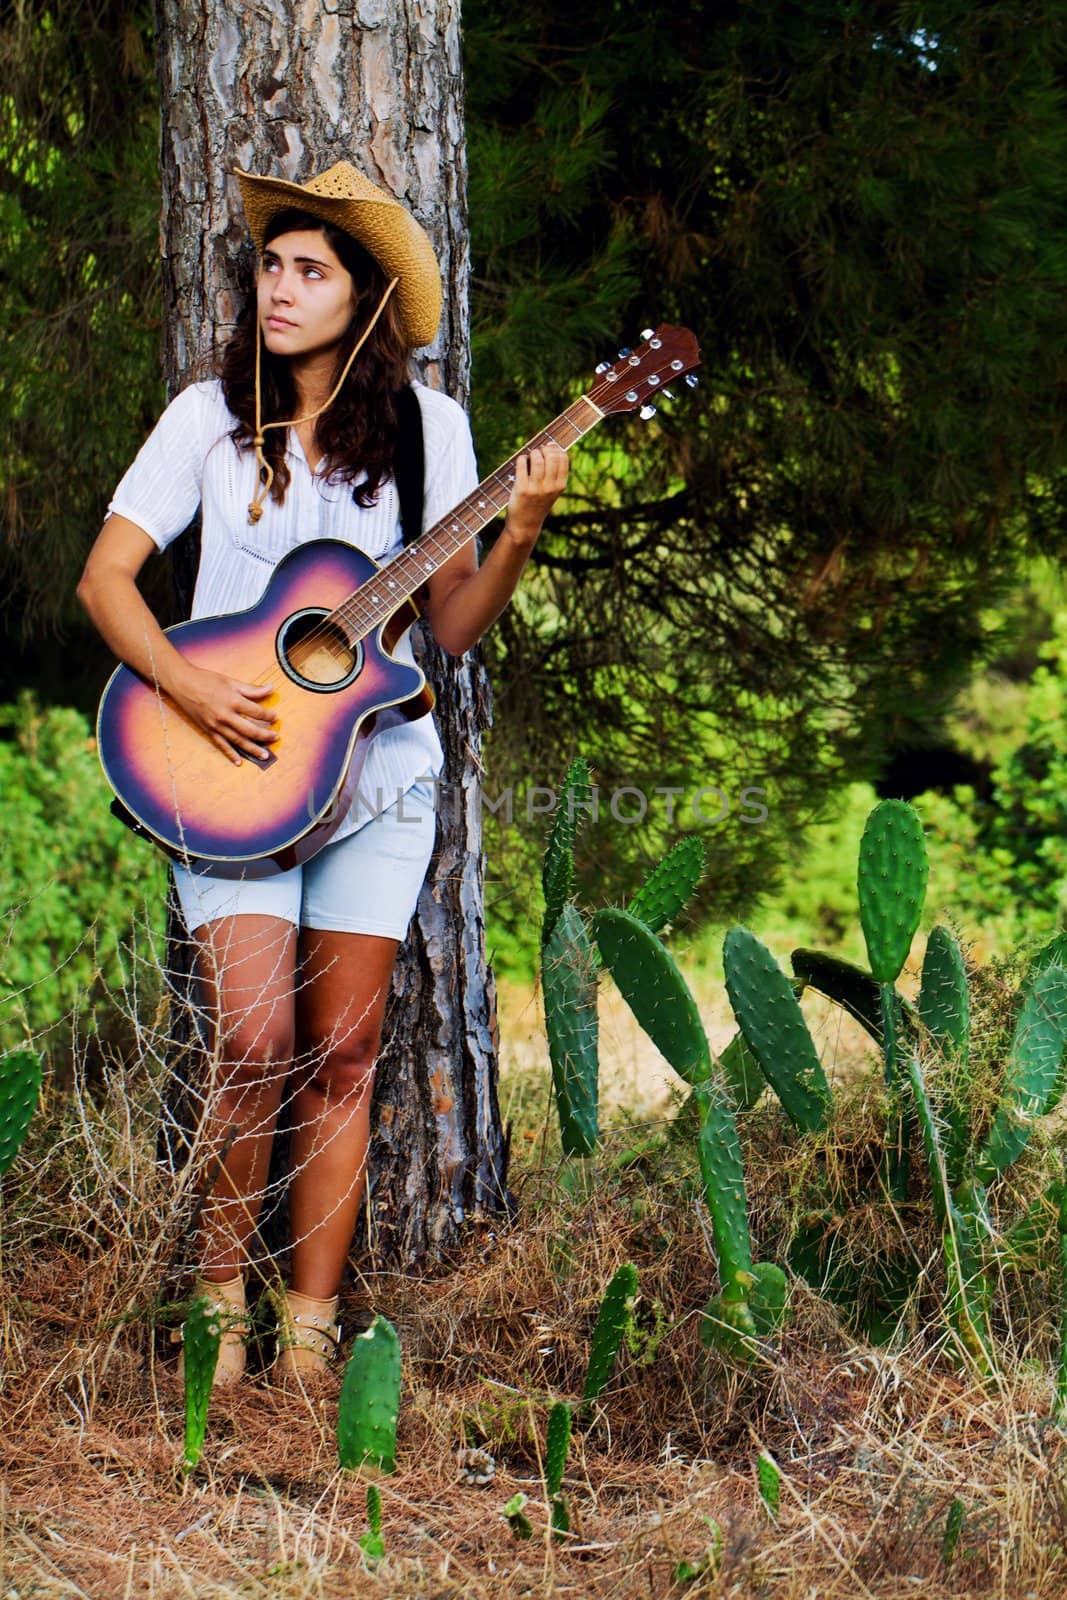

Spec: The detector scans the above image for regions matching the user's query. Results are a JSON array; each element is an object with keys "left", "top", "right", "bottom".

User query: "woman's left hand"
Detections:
[{"left": 502, "top": 442, "right": 569, "bottom": 548}]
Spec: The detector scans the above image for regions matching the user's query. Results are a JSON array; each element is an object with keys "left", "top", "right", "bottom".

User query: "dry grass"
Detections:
[{"left": 4, "top": 962, "right": 1067, "bottom": 1599}]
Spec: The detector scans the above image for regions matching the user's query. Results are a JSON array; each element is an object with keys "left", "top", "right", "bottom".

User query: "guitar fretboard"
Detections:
[{"left": 329, "top": 394, "right": 604, "bottom": 643}]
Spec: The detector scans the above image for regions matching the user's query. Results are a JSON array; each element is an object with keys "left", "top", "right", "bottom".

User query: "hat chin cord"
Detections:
[{"left": 247, "top": 274, "right": 400, "bottom": 525}]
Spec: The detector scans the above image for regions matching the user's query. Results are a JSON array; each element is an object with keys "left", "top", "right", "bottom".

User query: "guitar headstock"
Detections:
[{"left": 588, "top": 325, "right": 701, "bottom": 417}]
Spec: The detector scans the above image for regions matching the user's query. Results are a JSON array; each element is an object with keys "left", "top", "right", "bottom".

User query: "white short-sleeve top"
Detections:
[{"left": 107, "top": 378, "right": 479, "bottom": 841}]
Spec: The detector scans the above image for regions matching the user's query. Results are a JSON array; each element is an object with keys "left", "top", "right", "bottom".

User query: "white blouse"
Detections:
[{"left": 107, "top": 378, "right": 479, "bottom": 841}]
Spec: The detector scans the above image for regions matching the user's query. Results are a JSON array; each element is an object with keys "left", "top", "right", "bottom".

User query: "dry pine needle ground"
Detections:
[{"left": 3, "top": 972, "right": 1067, "bottom": 1598}]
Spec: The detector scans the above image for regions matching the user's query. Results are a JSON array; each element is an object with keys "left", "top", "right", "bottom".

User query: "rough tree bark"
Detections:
[{"left": 153, "top": 0, "right": 509, "bottom": 1266}]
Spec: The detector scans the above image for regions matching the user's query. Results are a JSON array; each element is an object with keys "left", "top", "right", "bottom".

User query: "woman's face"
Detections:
[{"left": 257, "top": 228, "right": 357, "bottom": 359}]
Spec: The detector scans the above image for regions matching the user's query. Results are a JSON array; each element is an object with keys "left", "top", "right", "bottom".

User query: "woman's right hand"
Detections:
[{"left": 169, "top": 661, "right": 278, "bottom": 766}]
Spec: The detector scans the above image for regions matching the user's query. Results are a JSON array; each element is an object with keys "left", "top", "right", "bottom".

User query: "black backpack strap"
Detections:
[{"left": 394, "top": 384, "right": 425, "bottom": 547}]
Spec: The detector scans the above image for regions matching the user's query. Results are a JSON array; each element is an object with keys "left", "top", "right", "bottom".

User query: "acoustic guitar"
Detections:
[{"left": 96, "top": 324, "right": 701, "bottom": 876}]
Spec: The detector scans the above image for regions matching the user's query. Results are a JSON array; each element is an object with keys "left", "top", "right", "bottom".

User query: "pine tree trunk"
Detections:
[{"left": 153, "top": 0, "right": 509, "bottom": 1266}]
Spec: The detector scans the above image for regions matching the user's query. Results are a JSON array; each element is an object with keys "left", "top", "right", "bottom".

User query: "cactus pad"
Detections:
[
  {"left": 0, "top": 1049, "right": 42, "bottom": 1176},
  {"left": 542, "top": 904, "right": 600, "bottom": 1157},
  {"left": 542, "top": 758, "right": 592, "bottom": 944},
  {"left": 723, "top": 927, "right": 830, "bottom": 1132},
  {"left": 338, "top": 1315, "right": 401, "bottom": 1475},
  {"left": 583, "top": 1262, "right": 638, "bottom": 1404},
  {"left": 792, "top": 949, "right": 914, "bottom": 1048},
  {"left": 857, "top": 800, "right": 928, "bottom": 983},
  {"left": 718, "top": 1030, "right": 766, "bottom": 1110},
  {"left": 695, "top": 1078, "right": 753, "bottom": 1285},
  {"left": 918, "top": 926, "right": 970, "bottom": 1059},
  {"left": 545, "top": 1401, "right": 572, "bottom": 1496},
  {"left": 182, "top": 1296, "right": 221, "bottom": 1473},
  {"left": 593, "top": 908, "right": 710, "bottom": 1086},
  {"left": 627, "top": 837, "right": 705, "bottom": 934},
  {"left": 974, "top": 965, "right": 1067, "bottom": 1180}
]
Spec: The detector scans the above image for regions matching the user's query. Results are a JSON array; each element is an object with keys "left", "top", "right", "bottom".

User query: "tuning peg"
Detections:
[
  {"left": 639, "top": 404, "right": 657, "bottom": 421},
  {"left": 663, "top": 389, "right": 676, "bottom": 401},
  {"left": 595, "top": 361, "right": 610, "bottom": 373},
  {"left": 685, "top": 373, "right": 699, "bottom": 388},
  {"left": 640, "top": 327, "right": 654, "bottom": 340},
  {"left": 618, "top": 347, "right": 631, "bottom": 358}
]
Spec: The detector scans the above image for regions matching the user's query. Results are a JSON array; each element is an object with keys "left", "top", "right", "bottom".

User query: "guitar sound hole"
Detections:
[{"left": 277, "top": 609, "right": 363, "bottom": 692}]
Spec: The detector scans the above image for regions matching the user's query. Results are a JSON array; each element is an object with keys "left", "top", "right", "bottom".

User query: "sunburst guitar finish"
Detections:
[{"left": 96, "top": 540, "right": 431, "bottom": 878}]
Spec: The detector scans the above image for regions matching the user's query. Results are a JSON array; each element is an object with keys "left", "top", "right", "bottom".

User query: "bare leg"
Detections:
[
  {"left": 190, "top": 913, "right": 297, "bottom": 1282},
  {"left": 287, "top": 930, "right": 399, "bottom": 1299}
]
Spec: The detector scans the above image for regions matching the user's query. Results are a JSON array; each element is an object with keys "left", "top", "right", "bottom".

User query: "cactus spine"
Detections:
[
  {"left": 542, "top": 905, "right": 600, "bottom": 1158},
  {"left": 181, "top": 1296, "right": 222, "bottom": 1473},
  {"left": 582, "top": 1262, "right": 638, "bottom": 1405},
  {"left": 338, "top": 1315, "right": 401, "bottom": 1475},
  {"left": 0, "top": 1049, "right": 42, "bottom": 1176},
  {"left": 627, "top": 836, "right": 705, "bottom": 934},
  {"left": 723, "top": 927, "right": 830, "bottom": 1132}
]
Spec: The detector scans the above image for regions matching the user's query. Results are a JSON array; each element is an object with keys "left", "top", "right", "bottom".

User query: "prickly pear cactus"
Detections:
[
  {"left": 974, "top": 964, "right": 1067, "bottom": 1182},
  {"left": 542, "top": 758, "right": 592, "bottom": 945},
  {"left": 695, "top": 1078, "right": 753, "bottom": 1287},
  {"left": 360, "top": 1484, "right": 386, "bottom": 1564},
  {"left": 857, "top": 800, "right": 928, "bottom": 984},
  {"left": 583, "top": 1262, "right": 638, "bottom": 1404},
  {"left": 626, "top": 837, "right": 705, "bottom": 934},
  {"left": 545, "top": 1400, "right": 571, "bottom": 1496},
  {"left": 593, "top": 908, "right": 710, "bottom": 1086},
  {"left": 718, "top": 1030, "right": 766, "bottom": 1110},
  {"left": 918, "top": 925, "right": 971, "bottom": 1184},
  {"left": 918, "top": 926, "right": 970, "bottom": 1058},
  {"left": 542, "top": 904, "right": 600, "bottom": 1157},
  {"left": 0, "top": 1049, "right": 42, "bottom": 1176},
  {"left": 792, "top": 949, "right": 913, "bottom": 1049},
  {"left": 723, "top": 928, "right": 830, "bottom": 1132},
  {"left": 1024, "top": 931, "right": 1067, "bottom": 991},
  {"left": 757, "top": 1453, "right": 781, "bottom": 1518},
  {"left": 700, "top": 1262, "right": 789, "bottom": 1364},
  {"left": 182, "top": 1295, "right": 222, "bottom": 1473},
  {"left": 907, "top": 1053, "right": 994, "bottom": 1376},
  {"left": 338, "top": 1315, "right": 401, "bottom": 1475}
]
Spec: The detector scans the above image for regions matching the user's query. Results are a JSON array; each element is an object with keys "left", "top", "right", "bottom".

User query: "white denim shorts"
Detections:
[{"left": 171, "top": 779, "right": 438, "bottom": 939}]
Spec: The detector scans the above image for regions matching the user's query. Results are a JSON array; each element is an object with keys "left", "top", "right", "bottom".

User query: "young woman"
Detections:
[{"left": 77, "top": 161, "right": 568, "bottom": 1390}]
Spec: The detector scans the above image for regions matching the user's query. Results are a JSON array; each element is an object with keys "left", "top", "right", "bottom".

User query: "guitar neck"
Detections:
[{"left": 328, "top": 393, "right": 605, "bottom": 642}]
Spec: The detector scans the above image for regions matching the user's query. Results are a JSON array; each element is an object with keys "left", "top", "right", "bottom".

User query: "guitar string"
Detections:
[
  {"left": 241, "top": 345, "right": 686, "bottom": 686},
  {"left": 235, "top": 397, "right": 599, "bottom": 696}
]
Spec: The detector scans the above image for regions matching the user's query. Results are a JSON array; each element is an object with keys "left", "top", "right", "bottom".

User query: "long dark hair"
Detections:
[{"left": 219, "top": 208, "right": 413, "bottom": 508}]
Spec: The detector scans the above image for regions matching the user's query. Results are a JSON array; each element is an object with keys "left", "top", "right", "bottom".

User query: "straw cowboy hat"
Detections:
[{"left": 235, "top": 160, "right": 442, "bottom": 348}]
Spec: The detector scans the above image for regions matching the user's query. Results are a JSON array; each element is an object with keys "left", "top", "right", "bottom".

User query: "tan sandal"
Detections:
[
  {"left": 173, "top": 1273, "right": 249, "bottom": 1389},
  {"left": 271, "top": 1288, "right": 340, "bottom": 1391}
]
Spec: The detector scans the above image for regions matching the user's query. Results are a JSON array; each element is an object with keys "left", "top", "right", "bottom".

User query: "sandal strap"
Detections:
[{"left": 277, "top": 1309, "right": 340, "bottom": 1360}]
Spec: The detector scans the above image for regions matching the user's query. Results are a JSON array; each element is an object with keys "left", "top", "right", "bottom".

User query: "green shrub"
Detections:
[{"left": 0, "top": 693, "right": 166, "bottom": 1056}]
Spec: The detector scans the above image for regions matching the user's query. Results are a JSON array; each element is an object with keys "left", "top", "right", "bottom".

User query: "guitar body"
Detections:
[{"left": 97, "top": 539, "right": 433, "bottom": 877}]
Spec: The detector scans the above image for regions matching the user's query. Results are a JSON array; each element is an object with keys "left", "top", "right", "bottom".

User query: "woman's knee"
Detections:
[
  {"left": 301, "top": 1042, "right": 378, "bottom": 1104},
  {"left": 215, "top": 1018, "right": 295, "bottom": 1099}
]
